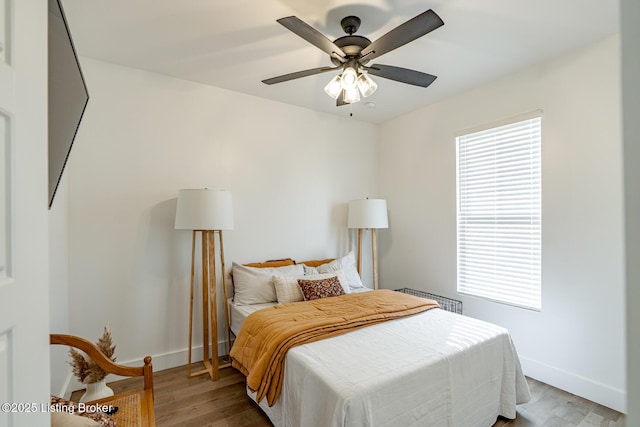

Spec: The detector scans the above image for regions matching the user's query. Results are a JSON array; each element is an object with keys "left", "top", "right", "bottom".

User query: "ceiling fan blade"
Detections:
[
  {"left": 277, "top": 16, "right": 346, "bottom": 61},
  {"left": 360, "top": 10, "right": 444, "bottom": 62},
  {"left": 262, "top": 66, "right": 338, "bottom": 85},
  {"left": 367, "top": 64, "right": 437, "bottom": 87}
]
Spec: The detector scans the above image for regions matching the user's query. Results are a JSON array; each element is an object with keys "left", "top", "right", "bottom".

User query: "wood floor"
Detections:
[{"left": 103, "top": 364, "right": 626, "bottom": 427}]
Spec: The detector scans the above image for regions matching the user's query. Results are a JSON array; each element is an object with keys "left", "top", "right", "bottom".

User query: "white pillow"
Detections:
[
  {"left": 273, "top": 270, "right": 350, "bottom": 304},
  {"left": 232, "top": 263, "right": 304, "bottom": 305},
  {"left": 315, "top": 251, "right": 367, "bottom": 290},
  {"left": 302, "top": 264, "right": 319, "bottom": 275}
]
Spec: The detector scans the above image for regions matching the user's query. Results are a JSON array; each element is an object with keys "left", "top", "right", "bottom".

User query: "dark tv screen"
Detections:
[{"left": 48, "top": 0, "right": 89, "bottom": 208}]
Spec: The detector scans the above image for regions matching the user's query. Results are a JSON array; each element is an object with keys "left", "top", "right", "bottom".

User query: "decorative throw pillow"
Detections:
[
  {"left": 273, "top": 270, "right": 350, "bottom": 304},
  {"left": 297, "top": 276, "right": 346, "bottom": 301},
  {"left": 315, "top": 251, "right": 366, "bottom": 290},
  {"left": 232, "top": 262, "right": 304, "bottom": 305},
  {"left": 49, "top": 395, "right": 115, "bottom": 427},
  {"left": 52, "top": 412, "right": 101, "bottom": 427},
  {"left": 272, "top": 274, "right": 305, "bottom": 304}
]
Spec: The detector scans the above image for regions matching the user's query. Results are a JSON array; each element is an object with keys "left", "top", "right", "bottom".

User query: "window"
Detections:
[{"left": 456, "top": 112, "right": 542, "bottom": 310}]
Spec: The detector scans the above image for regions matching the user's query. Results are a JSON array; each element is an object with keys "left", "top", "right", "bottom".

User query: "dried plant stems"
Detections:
[{"left": 69, "top": 326, "right": 117, "bottom": 384}]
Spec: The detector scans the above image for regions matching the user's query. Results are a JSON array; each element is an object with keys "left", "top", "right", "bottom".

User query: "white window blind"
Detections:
[{"left": 456, "top": 114, "right": 542, "bottom": 310}]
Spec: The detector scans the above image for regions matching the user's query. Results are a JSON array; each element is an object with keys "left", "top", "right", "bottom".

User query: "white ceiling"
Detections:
[{"left": 60, "top": 0, "right": 619, "bottom": 124}]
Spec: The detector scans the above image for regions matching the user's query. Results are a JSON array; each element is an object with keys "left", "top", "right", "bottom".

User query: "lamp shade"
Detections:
[
  {"left": 357, "top": 73, "right": 378, "bottom": 97},
  {"left": 174, "top": 189, "right": 234, "bottom": 230},
  {"left": 347, "top": 199, "right": 388, "bottom": 229},
  {"left": 340, "top": 66, "right": 358, "bottom": 90},
  {"left": 324, "top": 75, "right": 342, "bottom": 99}
]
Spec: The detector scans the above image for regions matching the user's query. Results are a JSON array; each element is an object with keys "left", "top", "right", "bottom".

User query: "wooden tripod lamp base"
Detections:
[{"left": 187, "top": 230, "right": 231, "bottom": 380}]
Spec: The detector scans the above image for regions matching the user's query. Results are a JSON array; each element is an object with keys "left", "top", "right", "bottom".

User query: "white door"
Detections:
[{"left": 0, "top": 1, "right": 50, "bottom": 426}]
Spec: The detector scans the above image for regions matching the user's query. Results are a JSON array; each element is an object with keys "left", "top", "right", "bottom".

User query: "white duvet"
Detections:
[{"left": 248, "top": 308, "right": 530, "bottom": 427}]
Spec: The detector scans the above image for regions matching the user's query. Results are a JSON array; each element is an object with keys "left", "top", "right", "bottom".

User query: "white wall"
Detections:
[
  {"left": 62, "top": 58, "right": 378, "bottom": 375},
  {"left": 378, "top": 36, "right": 625, "bottom": 412}
]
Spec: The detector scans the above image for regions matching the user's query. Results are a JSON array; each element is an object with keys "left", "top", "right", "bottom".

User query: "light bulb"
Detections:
[
  {"left": 357, "top": 73, "right": 378, "bottom": 97},
  {"left": 340, "top": 67, "right": 358, "bottom": 90},
  {"left": 324, "top": 75, "right": 342, "bottom": 99},
  {"left": 343, "top": 87, "right": 361, "bottom": 104}
]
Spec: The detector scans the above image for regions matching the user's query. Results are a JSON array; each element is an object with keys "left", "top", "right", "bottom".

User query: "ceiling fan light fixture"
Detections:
[
  {"left": 357, "top": 73, "right": 378, "bottom": 97},
  {"left": 340, "top": 66, "right": 358, "bottom": 90},
  {"left": 343, "top": 87, "right": 361, "bottom": 104},
  {"left": 324, "top": 75, "right": 343, "bottom": 99},
  {"left": 265, "top": 10, "right": 444, "bottom": 108}
]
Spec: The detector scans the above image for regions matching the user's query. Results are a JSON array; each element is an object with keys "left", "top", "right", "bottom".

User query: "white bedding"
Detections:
[
  {"left": 228, "top": 288, "right": 371, "bottom": 335},
  {"left": 244, "top": 307, "right": 530, "bottom": 427},
  {"left": 229, "top": 299, "right": 276, "bottom": 336}
]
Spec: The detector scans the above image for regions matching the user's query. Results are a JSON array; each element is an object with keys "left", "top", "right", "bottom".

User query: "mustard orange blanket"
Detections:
[{"left": 230, "top": 289, "right": 440, "bottom": 406}]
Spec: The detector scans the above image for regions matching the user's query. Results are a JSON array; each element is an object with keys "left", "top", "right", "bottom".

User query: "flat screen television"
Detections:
[{"left": 48, "top": 0, "right": 89, "bottom": 208}]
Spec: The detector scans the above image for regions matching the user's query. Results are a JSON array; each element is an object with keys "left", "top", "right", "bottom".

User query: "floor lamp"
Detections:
[
  {"left": 348, "top": 198, "right": 388, "bottom": 290},
  {"left": 175, "top": 189, "right": 233, "bottom": 381}
]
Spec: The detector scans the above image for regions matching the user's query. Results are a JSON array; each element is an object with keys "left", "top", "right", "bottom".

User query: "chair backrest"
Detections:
[{"left": 50, "top": 334, "right": 154, "bottom": 393}]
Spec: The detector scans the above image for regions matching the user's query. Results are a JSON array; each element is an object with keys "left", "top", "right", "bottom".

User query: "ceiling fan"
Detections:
[{"left": 262, "top": 10, "right": 444, "bottom": 106}]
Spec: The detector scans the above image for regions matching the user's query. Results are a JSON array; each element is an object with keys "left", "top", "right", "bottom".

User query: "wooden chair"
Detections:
[{"left": 50, "top": 334, "right": 155, "bottom": 427}]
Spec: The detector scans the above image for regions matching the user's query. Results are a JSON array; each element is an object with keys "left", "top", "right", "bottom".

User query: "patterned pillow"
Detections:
[
  {"left": 273, "top": 274, "right": 305, "bottom": 304},
  {"left": 49, "top": 395, "right": 116, "bottom": 427},
  {"left": 52, "top": 412, "right": 101, "bottom": 427},
  {"left": 297, "top": 276, "right": 345, "bottom": 301},
  {"left": 273, "top": 270, "right": 350, "bottom": 304}
]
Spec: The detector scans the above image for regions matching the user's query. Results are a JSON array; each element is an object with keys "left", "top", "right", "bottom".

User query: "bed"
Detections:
[{"left": 226, "top": 254, "right": 531, "bottom": 427}]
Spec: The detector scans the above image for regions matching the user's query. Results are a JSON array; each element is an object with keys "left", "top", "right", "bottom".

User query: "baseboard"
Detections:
[
  {"left": 119, "top": 340, "right": 230, "bottom": 374},
  {"left": 520, "top": 356, "right": 626, "bottom": 413}
]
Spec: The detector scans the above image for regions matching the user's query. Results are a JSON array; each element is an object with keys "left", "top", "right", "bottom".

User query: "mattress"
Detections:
[
  {"left": 245, "top": 307, "right": 530, "bottom": 427},
  {"left": 228, "top": 299, "right": 275, "bottom": 336}
]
